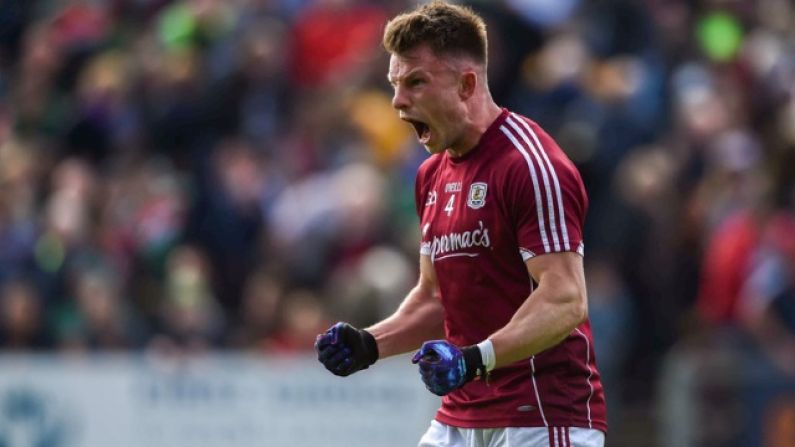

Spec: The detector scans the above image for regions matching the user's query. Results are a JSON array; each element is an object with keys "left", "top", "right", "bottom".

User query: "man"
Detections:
[{"left": 315, "top": 2, "right": 606, "bottom": 446}]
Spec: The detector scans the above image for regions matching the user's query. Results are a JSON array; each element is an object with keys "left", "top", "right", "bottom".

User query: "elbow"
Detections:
[
  {"left": 565, "top": 287, "right": 588, "bottom": 327},
  {"left": 574, "top": 294, "right": 588, "bottom": 325}
]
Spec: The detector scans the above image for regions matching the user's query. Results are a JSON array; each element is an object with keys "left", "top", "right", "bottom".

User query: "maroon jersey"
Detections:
[{"left": 415, "top": 109, "right": 607, "bottom": 432}]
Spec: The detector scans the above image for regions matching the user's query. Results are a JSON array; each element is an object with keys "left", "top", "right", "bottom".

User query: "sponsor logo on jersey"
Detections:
[
  {"left": 426, "top": 190, "right": 437, "bottom": 206},
  {"left": 445, "top": 182, "right": 462, "bottom": 193},
  {"left": 467, "top": 182, "right": 488, "bottom": 209},
  {"left": 429, "top": 220, "right": 491, "bottom": 261}
]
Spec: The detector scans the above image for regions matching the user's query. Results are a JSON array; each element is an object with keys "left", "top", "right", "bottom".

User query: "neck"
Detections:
[{"left": 446, "top": 93, "right": 502, "bottom": 158}]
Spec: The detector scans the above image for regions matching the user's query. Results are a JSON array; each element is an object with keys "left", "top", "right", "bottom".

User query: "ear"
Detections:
[{"left": 459, "top": 71, "right": 477, "bottom": 100}]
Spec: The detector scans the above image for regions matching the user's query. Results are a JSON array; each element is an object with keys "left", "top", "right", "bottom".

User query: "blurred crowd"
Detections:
[{"left": 0, "top": 0, "right": 794, "bottom": 437}]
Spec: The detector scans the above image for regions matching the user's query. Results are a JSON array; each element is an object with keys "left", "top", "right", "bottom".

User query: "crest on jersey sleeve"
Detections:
[
  {"left": 426, "top": 190, "right": 437, "bottom": 206},
  {"left": 467, "top": 182, "right": 487, "bottom": 209}
]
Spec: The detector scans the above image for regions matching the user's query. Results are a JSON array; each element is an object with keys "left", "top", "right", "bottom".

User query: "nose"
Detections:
[{"left": 391, "top": 86, "right": 409, "bottom": 111}]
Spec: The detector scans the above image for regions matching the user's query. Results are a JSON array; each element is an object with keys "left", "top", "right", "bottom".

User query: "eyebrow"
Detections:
[{"left": 388, "top": 69, "right": 426, "bottom": 85}]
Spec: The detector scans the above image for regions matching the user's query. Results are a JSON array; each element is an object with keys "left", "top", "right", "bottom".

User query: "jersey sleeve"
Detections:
[
  {"left": 415, "top": 156, "right": 441, "bottom": 257},
  {"left": 414, "top": 161, "right": 429, "bottom": 220},
  {"left": 504, "top": 119, "right": 588, "bottom": 261}
]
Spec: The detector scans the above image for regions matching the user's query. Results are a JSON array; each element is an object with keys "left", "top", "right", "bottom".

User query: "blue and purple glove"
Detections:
[
  {"left": 315, "top": 322, "right": 379, "bottom": 377},
  {"left": 411, "top": 340, "right": 485, "bottom": 396}
]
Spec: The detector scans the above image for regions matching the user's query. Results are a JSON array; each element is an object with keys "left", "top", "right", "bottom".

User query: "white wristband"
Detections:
[{"left": 476, "top": 339, "right": 496, "bottom": 372}]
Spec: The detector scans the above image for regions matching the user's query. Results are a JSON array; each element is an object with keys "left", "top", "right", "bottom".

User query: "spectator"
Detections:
[{"left": 0, "top": 279, "right": 50, "bottom": 350}]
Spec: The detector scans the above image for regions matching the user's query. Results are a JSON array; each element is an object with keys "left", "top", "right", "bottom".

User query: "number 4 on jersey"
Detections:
[{"left": 444, "top": 194, "right": 456, "bottom": 216}]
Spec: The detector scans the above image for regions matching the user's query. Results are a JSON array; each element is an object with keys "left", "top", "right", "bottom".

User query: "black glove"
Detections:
[
  {"left": 315, "top": 322, "right": 379, "bottom": 377},
  {"left": 411, "top": 340, "right": 485, "bottom": 395}
]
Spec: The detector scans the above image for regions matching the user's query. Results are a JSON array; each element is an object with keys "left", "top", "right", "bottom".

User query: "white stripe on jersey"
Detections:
[
  {"left": 506, "top": 115, "right": 561, "bottom": 252},
  {"left": 500, "top": 126, "right": 551, "bottom": 253},
  {"left": 513, "top": 114, "right": 571, "bottom": 251},
  {"left": 529, "top": 356, "right": 548, "bottom": 427},
  {"left": 575, "top": 328, "right": 595, "bottom": 429}
]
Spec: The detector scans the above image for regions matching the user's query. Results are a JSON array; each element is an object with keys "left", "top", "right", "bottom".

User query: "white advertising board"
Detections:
[{"left": 0, "top": 354, "right": 440, "bottom": 447}]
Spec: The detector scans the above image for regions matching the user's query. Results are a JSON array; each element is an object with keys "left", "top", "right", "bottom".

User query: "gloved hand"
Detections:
[
  {"left": 315, "top": 322, "right": 379, "bottom": 377},
  {"left": 412, "top": 340, "right": 485, "bottom": 396}
]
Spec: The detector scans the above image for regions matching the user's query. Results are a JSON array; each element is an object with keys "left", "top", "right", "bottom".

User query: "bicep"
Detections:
[
  {"left": 525, "top": 252, "right": 586, "bottom": 300},
  {"left": 417, "top": 254, "right": 439, "bottom": 296}
]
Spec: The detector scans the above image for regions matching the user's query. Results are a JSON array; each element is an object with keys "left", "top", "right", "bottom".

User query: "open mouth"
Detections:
[{"left": 403, "top": 118, "right": 431, "bottom": 144}]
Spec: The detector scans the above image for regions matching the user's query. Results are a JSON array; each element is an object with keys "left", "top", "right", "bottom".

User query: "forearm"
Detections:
[
  {"left": 366, "top": 285, "right": 445, "bottom": 358},
  {"left": 488, "top": 279, "right": 586, "bottom": 369}
]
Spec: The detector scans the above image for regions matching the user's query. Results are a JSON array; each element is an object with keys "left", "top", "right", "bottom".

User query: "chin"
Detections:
[{"left": 423, "top": 142, "right": 446, "bottom": 155}]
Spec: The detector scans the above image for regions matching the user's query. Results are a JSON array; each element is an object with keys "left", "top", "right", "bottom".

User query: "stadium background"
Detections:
[{"left": 0, "top": 0, "right": 794, "bottom": 445}]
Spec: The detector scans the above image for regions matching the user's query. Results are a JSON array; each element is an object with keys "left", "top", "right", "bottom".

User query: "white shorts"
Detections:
[{"left": 418, "top": 420, "right": 605, "bottom": 447}]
